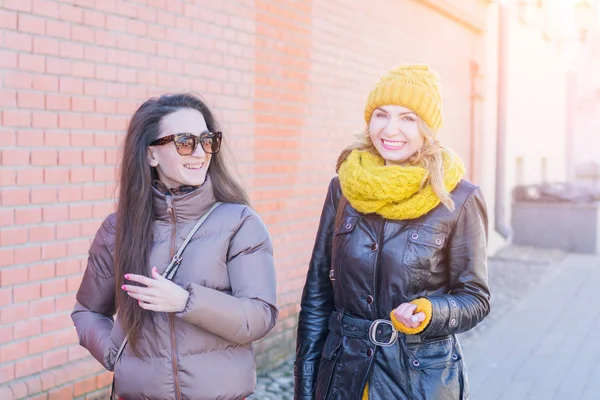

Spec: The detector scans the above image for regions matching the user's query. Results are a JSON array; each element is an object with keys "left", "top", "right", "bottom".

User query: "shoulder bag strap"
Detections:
[{"left": 334, "top": 195, "right": 348, "bottom": 233}]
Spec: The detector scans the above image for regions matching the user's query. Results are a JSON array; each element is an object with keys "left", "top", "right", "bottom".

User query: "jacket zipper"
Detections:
[{"left": 166, "top": 195, "right": 182, "bottom": 400}]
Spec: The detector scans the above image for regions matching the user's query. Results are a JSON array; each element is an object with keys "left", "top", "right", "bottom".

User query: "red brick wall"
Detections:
[{"left": 0, "top": 0, "right": 486, "bottom": 398}]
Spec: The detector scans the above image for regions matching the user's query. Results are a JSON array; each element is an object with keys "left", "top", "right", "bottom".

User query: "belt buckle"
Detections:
[{"left": 368, "top": 319, "right": 398, "bottom": 347}]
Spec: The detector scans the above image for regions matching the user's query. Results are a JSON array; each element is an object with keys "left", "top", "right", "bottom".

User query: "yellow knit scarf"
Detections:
[{"left": 338, "top": 149, "right": 465, "bottom": 220}]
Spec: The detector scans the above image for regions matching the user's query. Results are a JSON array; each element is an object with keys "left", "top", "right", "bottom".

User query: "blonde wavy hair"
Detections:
[{"left": 335, "top": 117, "right": 456, "bottom": 212}]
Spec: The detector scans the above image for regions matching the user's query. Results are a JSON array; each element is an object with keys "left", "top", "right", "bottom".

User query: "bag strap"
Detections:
[
  {"left": 334, "top": 194, "right": 348, "bottom": 233},
  {"left": 163, "top": 201, "right": 222, "bottom": 280},
  {"left": 110, "top": 202, "right": 222, "bottom": 399}
]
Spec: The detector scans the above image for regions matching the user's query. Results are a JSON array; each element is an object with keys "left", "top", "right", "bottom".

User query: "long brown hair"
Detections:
[
  {"left": 335, "top": 117, "right": 455, "bottom": 211},
  {"left": 115, "top": 93, "right": 249, "bottom": 355}
]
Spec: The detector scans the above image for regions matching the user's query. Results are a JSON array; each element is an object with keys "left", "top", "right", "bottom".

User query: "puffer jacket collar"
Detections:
[{"left": 152, "top": 176, "right": 217, "bottom": 222}]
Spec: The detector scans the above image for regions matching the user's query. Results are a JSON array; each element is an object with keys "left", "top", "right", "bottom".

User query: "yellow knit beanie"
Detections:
[{"left": 364, "top": 64, "right": 443, "bottom": 132}]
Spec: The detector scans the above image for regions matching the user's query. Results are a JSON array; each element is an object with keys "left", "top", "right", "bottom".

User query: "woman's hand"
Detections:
[
  {"left": 392, "top": 302, "right": 426, "bottom": 329},
  {"left": 122, "top": 267, "right": 190, "bottom": 313}
]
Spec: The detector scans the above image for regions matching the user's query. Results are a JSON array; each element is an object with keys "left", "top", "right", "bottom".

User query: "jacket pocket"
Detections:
[
  {"left": 404, "top": 336, "right": 466, "bottom": 400},
  {"left": 331, "top": 217, "right": 358, "bottom": 286},
  {"left": 403, "top": 226, "right": 448, "bottom": 293},
  {"left": 315, "top": 332, "right": 343, "bottom": 400},
  {"left": 405, "top": 336, "right": 461, "bottom": 370}
]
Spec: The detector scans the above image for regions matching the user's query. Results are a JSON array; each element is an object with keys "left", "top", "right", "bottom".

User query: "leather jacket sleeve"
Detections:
[
  {"left": 294, "top": 178, "right": 339, "bottom": 399},
  {"left": 422, "top": 187, "right": 491, "bottom": 337}
]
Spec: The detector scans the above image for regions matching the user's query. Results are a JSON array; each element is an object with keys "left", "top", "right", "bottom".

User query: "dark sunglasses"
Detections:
[{"left": 150, "top": 131, "right": 222, "bottom": 156}]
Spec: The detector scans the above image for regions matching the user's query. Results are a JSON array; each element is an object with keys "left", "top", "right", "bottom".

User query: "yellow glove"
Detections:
[{"left": 390, "top": 297, "right": 432, "bottom": 335}]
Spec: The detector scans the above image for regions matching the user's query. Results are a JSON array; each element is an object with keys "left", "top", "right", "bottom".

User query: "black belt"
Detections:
[{"left": 328, "top": 310, "right": 426, "bottom": 346}]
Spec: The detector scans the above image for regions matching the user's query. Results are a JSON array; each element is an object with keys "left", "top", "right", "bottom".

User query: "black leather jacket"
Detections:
[{"left": 294, "top": 177, "right": 491, "bottom": 400}]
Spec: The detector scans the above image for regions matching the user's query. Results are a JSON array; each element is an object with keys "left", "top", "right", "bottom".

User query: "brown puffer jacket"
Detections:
[{"left": 71, "top": 177, "right": 278, "bottom": 400}]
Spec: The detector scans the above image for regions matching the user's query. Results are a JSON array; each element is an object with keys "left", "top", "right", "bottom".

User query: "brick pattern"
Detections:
[{"left": 0, "top": 0, "right": 485, "bottom": 397}]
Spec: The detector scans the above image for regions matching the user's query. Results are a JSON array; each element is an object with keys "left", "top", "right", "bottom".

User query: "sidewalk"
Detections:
[
  {"left": 464, "top": 251, "right": 600, "bottom": 400},
  {"left": 250, "top": 246, "right": 600, "bottom": 400}
]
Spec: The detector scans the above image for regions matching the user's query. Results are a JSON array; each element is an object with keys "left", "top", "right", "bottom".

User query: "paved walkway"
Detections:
[
  {"left": 250, "top": 246, "right": 600, "bottom": 400},
  {"left": 464, "top": 251, "right": 600, "bottom": 400}
]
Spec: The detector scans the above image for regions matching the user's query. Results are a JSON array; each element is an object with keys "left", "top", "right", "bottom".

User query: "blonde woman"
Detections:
[{"left": 294, "top": 65, "right": 490, "bottom": 400}]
